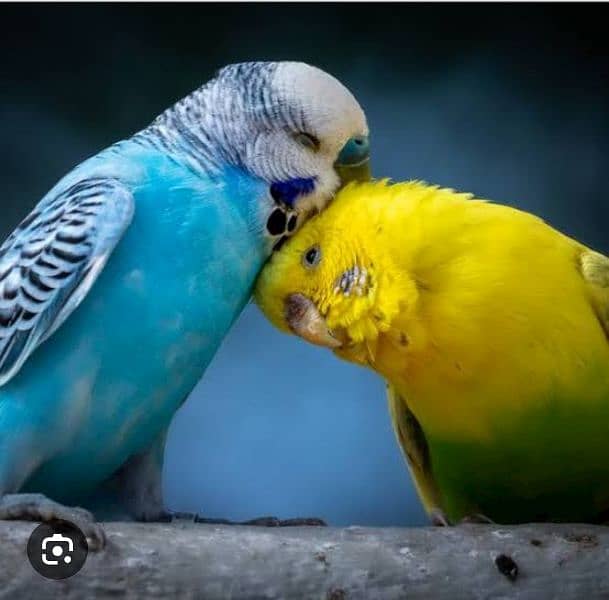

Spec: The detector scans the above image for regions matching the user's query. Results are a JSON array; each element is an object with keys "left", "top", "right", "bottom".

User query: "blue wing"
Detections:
[{"left": 0, "top": 177, "right": 134, "bottom": 386}]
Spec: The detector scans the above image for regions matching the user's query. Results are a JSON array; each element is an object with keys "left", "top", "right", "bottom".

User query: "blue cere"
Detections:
[{"left": 336, "top": 135, "right": 370, "bottom": 166}]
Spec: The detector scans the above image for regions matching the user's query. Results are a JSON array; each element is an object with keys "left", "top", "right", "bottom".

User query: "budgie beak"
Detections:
[
  {"left": 285, "top": 293, "right": 342, "bottom": 349},
  {"left": 334, "top": 135, "right": 371, "bottom": 185}
]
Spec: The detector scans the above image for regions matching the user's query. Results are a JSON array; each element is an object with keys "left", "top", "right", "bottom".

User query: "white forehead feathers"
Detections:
[{"left": 271, "top": 62, "right": 368, "bottom": 146}]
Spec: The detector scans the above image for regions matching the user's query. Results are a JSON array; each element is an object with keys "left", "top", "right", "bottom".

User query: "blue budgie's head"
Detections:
[{"left": 146, "top": 61, "right": 369, "bottom": 246}]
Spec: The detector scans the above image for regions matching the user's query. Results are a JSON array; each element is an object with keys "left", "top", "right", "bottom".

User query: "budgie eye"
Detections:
[
  {"left": 294, "top": 132, "right": 320, "bottom": 152},
  {"left": 302, "top": 245, "right": 322, "bottom": 268}
]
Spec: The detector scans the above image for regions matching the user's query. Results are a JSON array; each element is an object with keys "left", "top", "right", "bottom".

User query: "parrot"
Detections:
[
  {"left": 254, "top": 179, "right": 609, "bottom": 526},
  {"left": 0, "top": 61, "right": 370, "bottom": 546}
]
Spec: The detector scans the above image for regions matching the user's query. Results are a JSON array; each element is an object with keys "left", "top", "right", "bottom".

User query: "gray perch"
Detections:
[{"left": 1, "top": 521, "right": 609, "bottom": 599}]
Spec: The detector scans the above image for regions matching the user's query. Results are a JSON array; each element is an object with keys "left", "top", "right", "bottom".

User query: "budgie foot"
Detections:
[
  {"left": 161, "top": 512, "right": 326, "bottom": 527},
  {"left": 0, "top": 493, "right": 106, "bottom": 550},
  {"left": 429, "top": 508, "right": 495, "bottom": 527},
  {"left": 429, "top": 508, "right": 451, "bottom": 527},
  {"left": 459, "top": 513, "right": 495, "bottom": 525},
  {"left": 231, "top": 516, "right": 327, "bottom": 527}
]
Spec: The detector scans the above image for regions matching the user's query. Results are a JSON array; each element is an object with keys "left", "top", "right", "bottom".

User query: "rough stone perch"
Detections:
[{"left": 1, "top": 521, "right": 609, "bottom": 598}]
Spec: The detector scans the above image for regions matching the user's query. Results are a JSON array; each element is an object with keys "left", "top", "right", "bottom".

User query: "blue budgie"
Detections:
[{"left": 0, "top": 61, "right": 369, "bottom": 546}]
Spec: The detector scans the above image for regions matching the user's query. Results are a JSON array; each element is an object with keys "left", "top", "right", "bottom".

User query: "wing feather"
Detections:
[
  {"left": 0, "top": 177, "right": 134, "bottom": 386},
  {"left": 386, "top": 382, "right": 443, "bottom": 516}
]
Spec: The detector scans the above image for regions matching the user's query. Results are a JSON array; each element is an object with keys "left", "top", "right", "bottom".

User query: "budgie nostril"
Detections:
[
  {"left": 335, "top": 135, "right": 371, "bottom": 184},
  {"left": 336, "top": 135, "right": 370, "bottom": 166}
]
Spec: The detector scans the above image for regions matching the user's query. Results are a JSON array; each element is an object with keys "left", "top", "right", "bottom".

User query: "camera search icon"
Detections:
[{"left": 27, "top": 519, "right": 88, "bottom": 579}]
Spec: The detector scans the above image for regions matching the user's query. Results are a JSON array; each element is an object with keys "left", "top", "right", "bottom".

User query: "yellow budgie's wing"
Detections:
[
  {"left": 580, "top": 250, "right": 609, "bottom": 338},
  {"left": 386, "top": 382, "right": 444, "bottom": 519}
]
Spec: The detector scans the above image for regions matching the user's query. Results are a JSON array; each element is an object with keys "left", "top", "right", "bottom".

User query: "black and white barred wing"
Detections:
[{"left": 0, "top": 178, "right": 134, "bottom": 386}]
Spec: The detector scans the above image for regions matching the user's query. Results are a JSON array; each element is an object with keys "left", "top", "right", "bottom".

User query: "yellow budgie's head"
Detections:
[{"left": 255, "top": 180, "right": 418, "bottom": 364}]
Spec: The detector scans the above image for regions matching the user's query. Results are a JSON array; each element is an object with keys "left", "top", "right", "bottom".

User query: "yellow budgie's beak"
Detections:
[
  {"left": 335, "top": 135, "right": 371, "bottom": 185},
  {"left": 285, "top": 293, "right": 342, "bottom": 349}
]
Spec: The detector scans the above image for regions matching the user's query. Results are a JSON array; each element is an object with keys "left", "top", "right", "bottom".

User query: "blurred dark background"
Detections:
[{"left": 1, "top": 4, "right": 608, "bottom": 526}]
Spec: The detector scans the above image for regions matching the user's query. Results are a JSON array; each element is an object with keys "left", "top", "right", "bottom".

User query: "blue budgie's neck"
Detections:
[{"left": 133, "top": 63, "right": 280, "bottom": 179}]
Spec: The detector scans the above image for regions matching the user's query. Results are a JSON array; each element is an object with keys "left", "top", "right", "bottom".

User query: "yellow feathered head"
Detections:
[{"left": 254, "top": 180, "right": 416, "bottom": 361}]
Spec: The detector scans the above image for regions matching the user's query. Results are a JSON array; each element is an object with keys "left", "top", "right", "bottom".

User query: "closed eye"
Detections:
[{"left": 294, "top": 132, "right": 320, "bottom": 151}]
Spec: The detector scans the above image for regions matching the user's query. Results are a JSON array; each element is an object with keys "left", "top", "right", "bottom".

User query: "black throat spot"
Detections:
[{"left": 267, "top": 208, "right": 287, "bottom": 236}]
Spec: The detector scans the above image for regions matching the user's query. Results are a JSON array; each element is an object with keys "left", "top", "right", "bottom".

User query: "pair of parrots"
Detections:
[{"left": 1, "top": 61, "right": 607, "bottom": 546}]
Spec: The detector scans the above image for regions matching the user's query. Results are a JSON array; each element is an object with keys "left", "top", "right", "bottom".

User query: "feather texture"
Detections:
[
  {"left": 0, "top": 60, "right": 369, "bottom": 517},
  {"left": 0, "top": 178, "right": 134, "bottom": 386},
  {"left": 255, "top": 180, "right": 609, "bottom": 524}
]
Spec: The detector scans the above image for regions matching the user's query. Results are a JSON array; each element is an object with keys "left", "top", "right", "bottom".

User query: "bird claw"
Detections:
[
  {"left": 429, "top": 508, "right": 495, "bottom": 527},
  {"left": 429, "top": 508, "right": 451, "bottom": 527},
  {"left": 163, "top": 511, "right": 326, "bottom": 527},
  {"left": 240, "top": 516, "right": 327, "bottom": 527},
  {"left": 459, "top": 513, "right": 495, "bottom": 525},
  {"left": 272, "top": 517, "right": 327, "bottom": 527},
  {"left": 0, "top": 493, "right": 106, "bottom": 551}
]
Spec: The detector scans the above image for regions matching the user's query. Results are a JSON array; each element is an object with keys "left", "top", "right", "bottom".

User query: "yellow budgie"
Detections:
[{"left": 254, "top": 180, "right": 609, "bottom": 524}]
